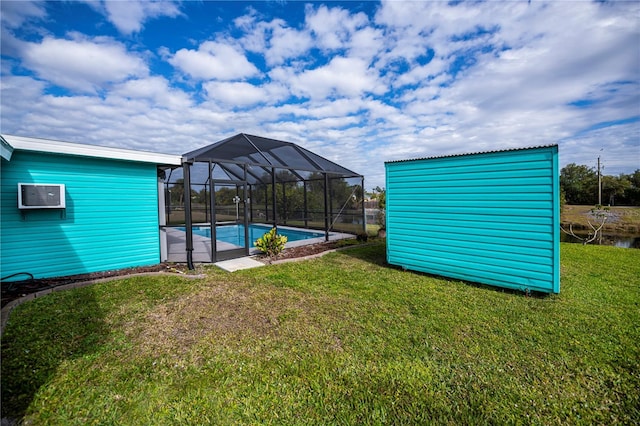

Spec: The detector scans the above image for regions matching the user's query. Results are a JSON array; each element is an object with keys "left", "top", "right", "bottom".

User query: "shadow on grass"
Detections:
[
  {"left": 1, "top": 286, "right": 107, "bottom": 421},
  {"left": 339, "top": 240, "right": 550, "bottom": 299},
  {"left": 337, "top": 239, "right": 388, "bottom": 265}
]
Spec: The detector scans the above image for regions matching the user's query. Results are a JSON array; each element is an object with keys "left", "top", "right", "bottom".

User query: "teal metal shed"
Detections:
[
  {"left": 385, "top": 145, "right": 560, "bottom": 294},
  {"left": 1, "top": 135, "right": 181, "bottom": 281}
]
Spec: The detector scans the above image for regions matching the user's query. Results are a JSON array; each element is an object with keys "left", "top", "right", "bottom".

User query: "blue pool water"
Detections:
[{"left": 190, "top": 224, "right": 324, "bottom": 247}]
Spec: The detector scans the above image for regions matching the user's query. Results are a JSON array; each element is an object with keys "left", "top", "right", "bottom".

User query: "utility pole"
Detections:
[{"left": 597, "top": 155, "right": 602, "bottom": 206}]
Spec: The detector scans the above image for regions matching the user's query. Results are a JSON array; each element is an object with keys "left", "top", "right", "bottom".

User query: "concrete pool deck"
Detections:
[
  {"left": 214, "top": 257, "right": 266, "bottom": 272},
  {"left": 164, "top": 225, "right": 354, "bottom": 264}
]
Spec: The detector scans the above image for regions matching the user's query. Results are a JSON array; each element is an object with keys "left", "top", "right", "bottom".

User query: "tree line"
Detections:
[{"left": 561, "top": 164, "right": 640, "bottom": 206}]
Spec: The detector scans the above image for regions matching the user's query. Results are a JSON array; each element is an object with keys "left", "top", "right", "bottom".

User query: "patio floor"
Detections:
[{"left": 214, "top": 257, "right": 266, "bottom": 272}]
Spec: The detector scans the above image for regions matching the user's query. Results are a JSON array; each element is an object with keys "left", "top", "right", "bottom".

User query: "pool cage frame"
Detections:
[{"left": 166, "top": 133, "right": 365, "bottom": 267}]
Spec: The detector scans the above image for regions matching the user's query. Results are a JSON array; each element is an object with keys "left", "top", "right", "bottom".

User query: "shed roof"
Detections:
[
  {"left": 1, "top": 134, "right": 182, "bottom": 166},
  {"left": 183, "top": 133, "right": 361, "bottom": 184},
  {"left": 385, "top": 144, "right": 558, "bottom": 164}
]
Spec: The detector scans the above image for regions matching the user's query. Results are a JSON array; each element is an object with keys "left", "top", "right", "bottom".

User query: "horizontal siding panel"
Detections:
[
  {"left": 387, "top": 214, "right": 553, "bottom": 233},
  {"left": 388, "top": 205, "right": 551, "bottom": 218},
  {"left": 389, "top": 222, "right": 552, "bottom": 243},
  {"left": 2, "top": 249, "right": 158, "bottom": 272},
  {"left": 1, "top": 220, "right": 159, "bottom": 238},
  {"left": 388, "top": 250, "right": 552, "bottom": 284},
  {"left": 388, "top": 176, "right": 554, "bottom": 188},
  {"left": 389, "top": 199, "right": 553, "bottom": 210},
  {"left": 386, "top": 234, "right": 553, "bottom": 263},
  {"left": 388, "top": 166, "right": 551, "bottom": 183},
  {"left": 388, "top": 211, "right": 553, "bottom": 226},
  {"left": 388, "top": 228, "right": 553, "bottom": 250},
  {"left": 1, "top": 242, "right": 158, "bottom": 262},
  {"left": 389, "top": 189, "right": 552, "bottom": 202},
  {"left": 392, "top": 255, "right": 551, "bottom": 288},
  {"left": 63, "top": 237, "right": 159, "bottom": 252},
  {"left": 1, "top": 151, "right": 162, "bottom": 280},
  {"left": 389, "top": 149, "right": 554, "bottom": 170},
  {"left": 385, "top": 145, "right": 560, "bottom": 294},
  {"left": 387, "top": 158, "right": 553, "bottom": 177},
  {"left": 384, "top": 184, "right": 553, "bottom": 195},
  {"left": 388, "top": 257, "right": 552, "bottom": 293},
  {"left": 388, "top": 250, "right": 553, "bottom": 279},
  {"left": 1, "top": 241, "right": 160, "bottom": 274},
  {"left": 387, "top": 237, "right": 553, "bottom": 273}
]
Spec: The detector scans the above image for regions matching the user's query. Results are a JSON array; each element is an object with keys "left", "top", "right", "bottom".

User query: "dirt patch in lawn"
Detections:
[
  {"left": 130, "top": 281, "right": 277, "bottom": 356},
  {"left": 128, "top": 280, "right": 347, "bottom": 361}
]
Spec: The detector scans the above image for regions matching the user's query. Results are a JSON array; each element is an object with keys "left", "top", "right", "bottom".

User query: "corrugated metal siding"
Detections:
[
  {"left": 1, "top": 151, "right": 161, "bottom": 280},
  {"left": 385, "top": 146, "right": 559, "bottom": 294}
]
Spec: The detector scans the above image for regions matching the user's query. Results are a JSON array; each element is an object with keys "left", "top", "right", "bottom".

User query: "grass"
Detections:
[{"left": 2, "top": 242, "right": 639, "bottom": 424}]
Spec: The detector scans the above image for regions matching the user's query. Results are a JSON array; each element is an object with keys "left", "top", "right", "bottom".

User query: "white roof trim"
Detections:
[
  {"left": 1, "top": 137, "right": 14, "bottom": 161},
  {"left": 1, "top": 134, "right": 182, "bottom": 166}
]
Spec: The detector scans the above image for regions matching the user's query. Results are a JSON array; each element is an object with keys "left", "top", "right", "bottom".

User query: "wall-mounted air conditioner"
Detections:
[{"left": 18, "top": 183, "right": 66, "bottom": 209}]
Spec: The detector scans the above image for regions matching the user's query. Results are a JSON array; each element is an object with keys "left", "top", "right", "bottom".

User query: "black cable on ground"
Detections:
[
  {"left": 1, "top": 272, "right": 36, "bottom": 293},
  {"left": 1, "top": 272, "right": 35, "bottom": 282}
]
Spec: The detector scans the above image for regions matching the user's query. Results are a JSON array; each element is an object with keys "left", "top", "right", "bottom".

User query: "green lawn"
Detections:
[{"left": 2, "top": 242, "right": 639, "bottom": 425}]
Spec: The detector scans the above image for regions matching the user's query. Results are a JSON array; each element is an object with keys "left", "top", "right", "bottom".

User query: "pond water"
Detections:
[{"left": 560, "top": 232, "right": 640, "bottom": 249}]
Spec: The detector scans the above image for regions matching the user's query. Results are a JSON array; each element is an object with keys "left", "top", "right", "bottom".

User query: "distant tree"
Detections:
[
  {"left": 370, "top": 186, "right": 386, "bottom": 230},
  {"left": 377, "top": 190, "right": 386, "bottom": 210},
  {"left": 276, "top": 181, "right": 304, "bottom": 221},
  {"left": 560, "top": 163, "right": 597, "bottom": 205},
  {"left": 304, "top": 172, "right": 327, "bottom": 220},
  {"left": 602, "top": 175, "right": 631, "bottom": 206},
  {"left": 619, "top": 170, "right": 640, "bottom": 206},
  {"left": 353, "top": 185, "right": 364, "bottom": 205},
  {"left": 168, "top": 178, "right": 185, "bottom": 206},
  {"left": 371, "top": 186, "right": 386, "bottom": 209},
  {"left": 255, "top": 170, "right": 306, "bottom": 222},
  {"left": 214, "top": 186, "right": 237, "bottom": 205}
]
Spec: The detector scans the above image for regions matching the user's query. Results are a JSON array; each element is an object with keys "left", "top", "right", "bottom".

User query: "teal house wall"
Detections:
[
  {"left": 385, "top": 145, "right": 560, "bottom": 294},
  {"left": 1, "top": 135, "right": 181, "bottom": 280}
]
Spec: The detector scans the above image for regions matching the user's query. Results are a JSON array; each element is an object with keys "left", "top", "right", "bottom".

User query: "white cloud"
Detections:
[
  {"left": 238, "top": 17, "right": 313, "bottom": 67},
  {"left": 0, "top": 0, "right": 46, "bottom": 29},
  {"left": 169, "top": 41, "right": 259, "bottom": 81},
  {"left": 20, "top": 35, "right": 148, "bottom": 93},
  {"left": 296, "top": 98, "right": 365, "bottom": 119},
  {"left": 266, "top": 21, "right": 314, "bottom": 67},
  {"left": 348, "top": 26, "right": 385, "bottom": 62},
  {"left": 203, "top": 81, "right": 289, "bottom": 107},
  {"left": 111, "top": 76, "right": 192, "bottom": 110},
  {"left": 561, "top": 121, "right": 640, "bottom": 176},
  {"left": 393, "top": 57, "right": 448, "bottom": 89},
  {"left": 0, "top": 75, "right": 47, "bottom": 125},
  {"left": 101, "top": 0, "right": 182, "bottom": 34},
  {"left": 289, "top": 56, "right": 386, "bottom": 99},
  {"left": 305, "top": 4, "right": 369, "bottom": 51}
]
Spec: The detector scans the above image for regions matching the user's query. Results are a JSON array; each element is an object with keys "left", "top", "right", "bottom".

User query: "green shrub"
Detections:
[{"left": 255, "top": 227, "right": 288, "bottom": 257}]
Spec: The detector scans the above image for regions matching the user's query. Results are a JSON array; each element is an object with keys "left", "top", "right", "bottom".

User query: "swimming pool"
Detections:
[{"left": 191, "top": 224, "right": 324, "bottom": 247}]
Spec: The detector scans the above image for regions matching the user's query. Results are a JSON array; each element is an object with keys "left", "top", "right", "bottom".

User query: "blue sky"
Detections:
[{"left": 1, "top": 0, "right": 638, "bottom": 189}]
